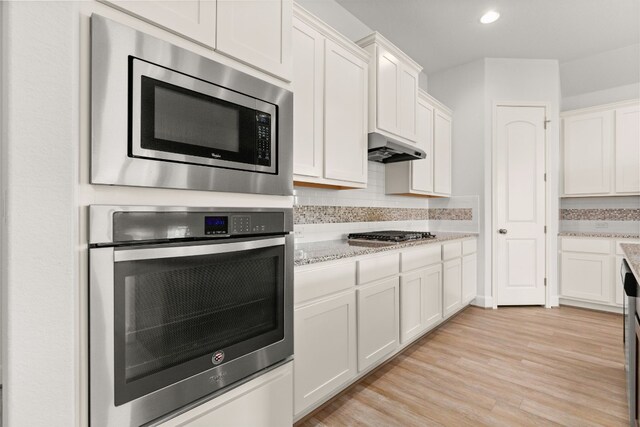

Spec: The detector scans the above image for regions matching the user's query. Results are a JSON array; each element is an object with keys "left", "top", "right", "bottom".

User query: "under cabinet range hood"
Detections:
[{"left": 367, "top": 132, "right": 426, "bottom": 163}]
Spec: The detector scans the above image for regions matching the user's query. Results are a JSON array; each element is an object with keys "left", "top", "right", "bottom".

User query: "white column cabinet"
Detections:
[
  {"left": 385, "top": 90, "right": 452, "bottom": 197},
  {"left": 99, "top": 1, "right": 217, "bottom": 46},
  {"left": 562, "top": 100, "right": 639, "bottom": 197},
  {"left": 292, "top": 5, "right": 369, "bottom": 189},
  {"left": 357, "top": 32, "right": 422, "bottom": 145},
  {"left": 294, "top": 290, "right": 357, "bottom": 415},
  {"left": 615, "top": 105, "right": 640, "bottom": 194},
  {"left": 357, "top": 277, "right": 399, "bottom": 372},
  {"left": 216, "top": 0, "right": 292, "bottom": 80}
]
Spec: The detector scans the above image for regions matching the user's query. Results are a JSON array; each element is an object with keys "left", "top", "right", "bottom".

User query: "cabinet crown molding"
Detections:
[
  {"left": 293, "top": 2, "right": 370, "bottom": 63},
  {"left": 418, "top": 88, "right": 452, "bottom": 115},
  {"left": 356, "top": 32, "right": 422, "bottom": 73},
  {"left": 561, "top": 98, "right": 640, "bottom": 117}
]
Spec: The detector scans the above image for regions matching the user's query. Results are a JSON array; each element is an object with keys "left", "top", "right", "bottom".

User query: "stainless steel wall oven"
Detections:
[
  {"left": 89, "top": 206, "right": 293, "bottom": 426},
  {"left": 91, "top": 15, "right": 293, "bottom": 196}
]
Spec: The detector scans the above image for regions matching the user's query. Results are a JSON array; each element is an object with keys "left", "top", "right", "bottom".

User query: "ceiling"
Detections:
[{"left": 334, "top": 0, "right": 640, "bottom": 75}]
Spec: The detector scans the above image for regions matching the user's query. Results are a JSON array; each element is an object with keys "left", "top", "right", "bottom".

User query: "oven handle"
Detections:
[{"left": 113, "top": 237, "right": 286, "bottom": 262}]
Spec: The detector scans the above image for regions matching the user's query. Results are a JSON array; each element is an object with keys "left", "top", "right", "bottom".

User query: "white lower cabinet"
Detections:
[
  {"left": 357, "top": 277, "right": 399, "bottom": 372},
  {"left": 400, "top": 263, "right": 443, "bottom": 344},
  {"left": 443, "top": 258, "right": 462, "bottom": 317},
  {"left": 561, "top": 252, "right": 611, "bottom": 303},
  {"left": 462, "top": 253, "right": 477, "bottom": 303},
  {"left": 160, "top": 362, "right": 292, "bottom": 426},
  {"left": 293, "top": 290, "right": 356, "bottom": 415}
]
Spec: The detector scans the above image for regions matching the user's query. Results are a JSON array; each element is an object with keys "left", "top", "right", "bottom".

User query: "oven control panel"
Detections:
[{"left": 205, "top": 216, "right": 228, "bottom": 235}]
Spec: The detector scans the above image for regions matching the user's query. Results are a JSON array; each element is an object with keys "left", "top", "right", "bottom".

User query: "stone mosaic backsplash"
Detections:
[
  {"left": 294, "top": 205, "right": 472, "bottom": 224},
  {"left": 560, "top": 208, "right": 640, "bottom": 221}
]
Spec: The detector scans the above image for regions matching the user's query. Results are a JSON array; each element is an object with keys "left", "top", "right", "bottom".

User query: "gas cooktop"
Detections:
[{"left": 347, "top": 230, "right": 436, "bottom": 243}]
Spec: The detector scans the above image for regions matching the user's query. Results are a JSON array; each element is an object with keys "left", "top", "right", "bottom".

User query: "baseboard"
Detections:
[
  {"left": 559, "top": 298, "right": 623, "bottom": 314},
  {"left": 471, "top": 295, "right": 494, "bottom": 308},
  {"left": 549, "top": 295, "right": 560, "bottom": 307}
]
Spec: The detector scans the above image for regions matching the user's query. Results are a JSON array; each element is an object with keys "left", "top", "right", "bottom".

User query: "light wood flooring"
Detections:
[{"left": 296, "top": 306, "right": 628, "bottom": 427}]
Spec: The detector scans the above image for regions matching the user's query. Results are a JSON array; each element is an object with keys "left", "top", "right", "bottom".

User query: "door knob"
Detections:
[{"left": 498, "top": 229, "right": 508, "bottom": 234}]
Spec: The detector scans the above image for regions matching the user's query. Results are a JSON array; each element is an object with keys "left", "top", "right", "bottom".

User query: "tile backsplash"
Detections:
[
  {"left": 560, "top": 196, "right": 640, "bottom": 234},
  {"left": 293, "top": 162, "right": 479, "bottom": 243}
]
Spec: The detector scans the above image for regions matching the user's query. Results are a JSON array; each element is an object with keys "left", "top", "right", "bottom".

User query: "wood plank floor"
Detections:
[{"left": 296, "top": 306, "right": 628, "bottom": 427}]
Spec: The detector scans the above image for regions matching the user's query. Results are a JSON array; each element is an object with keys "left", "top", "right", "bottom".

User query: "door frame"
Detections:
[{"left": 491, "top": 101, "right": 552, "bottom": 308}]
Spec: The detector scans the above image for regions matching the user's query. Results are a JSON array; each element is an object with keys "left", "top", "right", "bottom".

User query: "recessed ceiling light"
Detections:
[{"left": 480, "top": 10, "right": 500, "bottom": 24}]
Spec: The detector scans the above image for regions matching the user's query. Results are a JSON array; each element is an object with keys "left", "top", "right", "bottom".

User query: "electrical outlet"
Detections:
[{"left": 595, "top": 222, "right": 609, "bottom": 229}]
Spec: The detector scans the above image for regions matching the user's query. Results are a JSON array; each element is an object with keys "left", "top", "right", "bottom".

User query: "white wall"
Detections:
[
  {"left": 428, "top": 59, "right": 487, "bottom": 304},
  {"left": 560, "top": 44, "right": 640, "bottom": 110},
  {"left": 2, "top": 2, "right": 79, "bottom": 426},
  {"left": 429, "top": 58, "right": 561, "bottom": 308}
]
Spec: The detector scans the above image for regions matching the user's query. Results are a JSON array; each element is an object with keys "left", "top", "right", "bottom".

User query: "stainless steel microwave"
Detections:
[{"left": 91, "top": 15, "right": 293, "bottom": 196}]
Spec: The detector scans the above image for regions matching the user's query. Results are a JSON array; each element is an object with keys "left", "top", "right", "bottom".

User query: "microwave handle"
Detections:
[{"left": 114, "top": 237, "right": 285, "bottom": 262}]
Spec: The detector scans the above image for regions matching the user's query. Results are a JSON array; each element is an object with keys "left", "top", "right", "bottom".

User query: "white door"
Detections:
[
  {"left": 399, "top": 270, "right": 426, "bottom": 344},
  {"left": 411, "top": 97, "right": 434, "bottom": 193},
  {"left": 495, "top": 106, "right": 546, "bottom": 306},
  {"left": 376, "top": 47, "right": 400, "bottom": 136},
  {"left": 433, "top": 109, "right": 452, "bottom": 195},
  {"left": 442, "top": 258, "right": 462, "bottom": 317},
  {"left": 398, "top": 66, "right": 419, "bottom": 142}
]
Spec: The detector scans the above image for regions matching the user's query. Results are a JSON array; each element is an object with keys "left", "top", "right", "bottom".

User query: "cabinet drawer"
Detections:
[
  {"left": 357, "top": 253, "right": 400, "bottom": 285},
  {"left": 295, "top": 261, "right": 356, "bottom": 304},
  {"left": 561, "top": 237, "right": 611, "bottom": 254},
  {"left": 617, "top": 240, "right": 640, "bottom": 255},
  {"left": 442, "top": 241, "right": 462, "bottom": 260},
  {"left": 401, "top": 245, "right": 441, "bottom": 272},
  {"left": 462, "top": 239, "right": 477, "bottom": 255}
]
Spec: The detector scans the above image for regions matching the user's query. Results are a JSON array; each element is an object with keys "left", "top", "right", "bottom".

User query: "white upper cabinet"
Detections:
[
  {"left": 101, "top": 0, "right": 292, "bottom": 81},
  {"left": 292, "top": 5, "right": 369, "bottom": 188},
  {"left": 216, "top": 0, "right": 292, "bottom": 80},
  {"left": 615, "top": 105, "right": 640, "bottom": 194},
  {"left": 292, "top": 17, "right": 324, "bottom": 178},
  {"left": 563, "top": 110, "right": 613, "bottom": 195},
  {"left": 357, "top": 32, "right": 422, "bottom": 144},
  {"left": 385, "top": 90, "right": 451, "bottom": 197},
  {"left": 100, "top": 1, "right": 217, "bottom": 46},
  {"left": 562, "top": 100, "right": 639, "bottom": 197},
  {"left": 433, "top": 108, "right": 452, "bottom": 195}
]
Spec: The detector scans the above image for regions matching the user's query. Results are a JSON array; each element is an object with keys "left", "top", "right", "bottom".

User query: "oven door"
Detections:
[
  {"left": 89, "top": 235, "right": 293, "bottom": 426},
  {"left": 130, "top": 58, "right": 277, "bottom": 174}
]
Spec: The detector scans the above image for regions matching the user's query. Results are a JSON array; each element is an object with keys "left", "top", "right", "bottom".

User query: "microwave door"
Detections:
[{"left": 130, "top": 58, "right": 277, "bottom": 174}]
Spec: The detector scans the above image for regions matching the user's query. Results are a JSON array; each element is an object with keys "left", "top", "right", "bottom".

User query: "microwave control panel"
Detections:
[{"left": 256, "top": 112, "right": 271, "bottom": 167}]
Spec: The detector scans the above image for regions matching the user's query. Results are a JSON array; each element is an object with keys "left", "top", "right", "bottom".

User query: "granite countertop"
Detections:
[
  {"left": 621, "top": 243, "right": 640, "bottom": 283},
  {"left": 558, "top": 232, "right": 640, "bottom": 239},
  {"left": 294, "top": 232, "right": 477, "bottom": 266}
]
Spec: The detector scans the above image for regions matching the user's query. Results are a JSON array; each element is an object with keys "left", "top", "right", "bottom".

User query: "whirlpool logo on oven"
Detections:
[{"left": 212, "top": 350, "right": 225, "bottom": 365}]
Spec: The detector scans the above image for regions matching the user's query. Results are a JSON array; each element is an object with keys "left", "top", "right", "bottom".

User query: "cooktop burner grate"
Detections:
[{"left": 347, "top": 230, "right": 436, "bottom": 243}]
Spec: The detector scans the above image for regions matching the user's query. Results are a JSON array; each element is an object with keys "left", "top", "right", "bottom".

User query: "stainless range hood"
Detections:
[{"left": 367, "top": 132, "right": 426, "bottom": 163}]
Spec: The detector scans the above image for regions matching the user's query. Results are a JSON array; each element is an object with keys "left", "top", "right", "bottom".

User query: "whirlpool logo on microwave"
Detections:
[
  {"left": 211, "top": 152, "right": 222, "bottom": 159},
  {"left": 212, "top": 350, "right": 225, "bottom": 365}
]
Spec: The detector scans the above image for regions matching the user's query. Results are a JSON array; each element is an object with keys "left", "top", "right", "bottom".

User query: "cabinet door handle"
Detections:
[{"left": 498, "top": 229, "right": 508, "bottom": 234}]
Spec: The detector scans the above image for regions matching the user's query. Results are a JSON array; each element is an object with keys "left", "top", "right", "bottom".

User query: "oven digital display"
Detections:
[{"left": 204, "top": 216, "right": 228, "bottom": 235}]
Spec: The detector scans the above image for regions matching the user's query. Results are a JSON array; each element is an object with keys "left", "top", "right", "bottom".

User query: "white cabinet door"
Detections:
[
  {"left": 324, "top": 39, "right": 368, "bottom": 184},
  {"left": 400, "top": 270, "right": 425, "bottom": 344},
  {"left": 398, "top": 66, "right": 419, "bottom": 143},
  {"left": 357, "top": 277, "right": 399, "bottom": 372},
  {"left": 292, "top": 17, "right": 323, "bottom": 178},
  {"left": 294, "top": 290, "right": 356, "bottom": 416},
  {"left": 561, "top": 252, "right": 611, "bottom": 303},
  {"left": 615, "top": 105, "right": 640, "bottom": 194},
  {"left": 216, "top": 0, "right": 292, "bottom": 80},
  {"left": 423, "top": 263, "right": 443, "bottom": 329},
  {"left": 161, "top": 362, "right": 292, "bottom": 427},
  {"left": 433, "top": 109, "right": 452, "bottom": 195},
  {"left": 411, "top": 97, "right": 434, "bottom": 193},
  {"left": 462, "top": 253, "right": 477, "bottom": 303},
  {"left": 563, "top": 111, "right": 613, "bottom": 195},
  {"left": 375, "top": 47, "right": 400, "bottom": 136},
  {"left": 443, "top": 257, "right": 462, "bottom": 317},
  {"left": 100, "top": 1, "right": 216, "bottom": 46}
]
